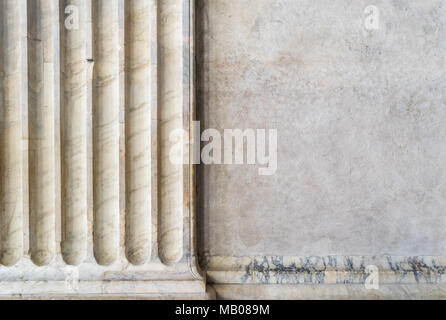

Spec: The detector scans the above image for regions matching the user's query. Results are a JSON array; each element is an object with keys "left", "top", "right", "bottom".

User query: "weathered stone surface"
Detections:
[
  {"left": 60, "top": 0, "right": 89, "bottom": 266},
  {"left": 124, "top": 0, "right": 152, "bottom": 266},
  {"left": 0, "top": 0, "right": 201, "bottom": 299},
  {"left": 157, "top": 0, "right": 184, "bottom": 266},
  {"left": 92, "top": 0, "right": 120, "bottom": 266},
  {"left": 28, "top": 0, "right": 58, "bottom": 267},
  {"left": 1, "top": 0, "right": 446, "bottom": 300},
  {"left": 0, "top": 0, "right": 26, "bottom": 267},
  {"left": 197, "top": 0, "right": 446, "bottom": 257}
]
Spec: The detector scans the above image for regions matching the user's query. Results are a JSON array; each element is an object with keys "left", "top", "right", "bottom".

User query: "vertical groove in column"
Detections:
[
  {"left": 27, "top": 0, "right": 56, "bottom": 266},
  {"left": 0, "top": 0, "right": 25, "bottom": 266},
  {"left": 158, "top": 0, "right": 184, "bottom": 265},
  {"left": 124, "top": 0, "right": 151, "bottom": 265},
  {"left": 60, "top": 0, "right": 88, "bottom": 265},
  {"left": 92, "top": 0, "right": 120, "bottom": 265}
]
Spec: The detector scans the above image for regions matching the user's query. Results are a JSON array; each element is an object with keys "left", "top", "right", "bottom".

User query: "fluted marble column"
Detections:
[
  {"left": 0, "top": 0, "right": 25, "bottom": 266},
  {"left": 27, "top": 0, "right": 57, "bottom": 266},
  {"left": 158, "top": 0, "right": 184, "bottom": 265},
  {"left": 92, "top": 0, "right": 120, "bottom": 266},
  {"left": 0, "top": 0, "right": 191, "bottom": 270},
  {"left": 60, "top": 0, "right": 88, "bottom": 266},
  {"left": 124, "top": 0, "right": 152, "bottom": 265}
]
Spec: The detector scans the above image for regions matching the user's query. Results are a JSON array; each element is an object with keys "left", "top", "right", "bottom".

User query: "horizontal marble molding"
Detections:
[
  {"left": 204, "top": 256, "right": 446, "bottom": 285},
  {"left": 0, "top": 280, "right": 205, "bottom": 297},
  {"left": 210, "top": 284, "right": 446, "bottom": 300},
  {"left": 0, "top": 0, "right": 201, "bottom": 298}
]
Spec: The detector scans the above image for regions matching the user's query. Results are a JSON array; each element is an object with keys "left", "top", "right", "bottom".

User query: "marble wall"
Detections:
[
  {"left": 197, "top": 0, "right": 446, "bottom": 299},
  {"left": 198, "top": 0, "right": 446, "bottom": 256}
]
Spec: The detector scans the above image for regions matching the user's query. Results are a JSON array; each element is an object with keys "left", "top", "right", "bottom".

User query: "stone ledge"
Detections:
[
  {"left": 204, "top": 255, "right": 446, "bottom": 285},
  {"left": 211, "top": 284, "right": 446, "bottom": 300}
]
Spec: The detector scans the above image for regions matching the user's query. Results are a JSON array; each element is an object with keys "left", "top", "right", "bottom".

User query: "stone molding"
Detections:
[
  {"left": 203, "top": 255, "right": 446, "bottom": 299},
  {"left": 0, "top": 0, "right": 204, "bottom": 299},
  {"left": 204, "top": 255, "right": 446, "bottom": 285}
]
